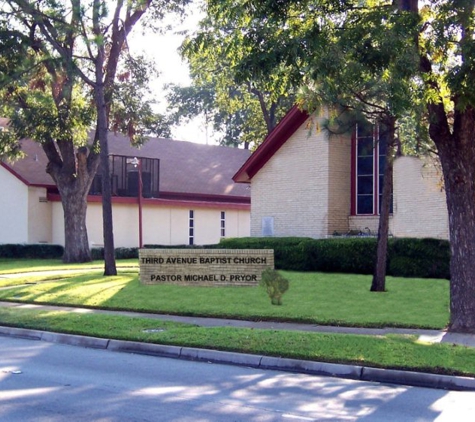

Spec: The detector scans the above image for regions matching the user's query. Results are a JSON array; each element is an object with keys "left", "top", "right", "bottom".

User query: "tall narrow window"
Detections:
[
  {"left": 352, "top": 123, "right": 393, "bottom": 215},
  {"left": 220, "top": 211, "right": 226, "bottom": 237},
  {"left": 356, "top": 124, "right": 375, "bottom": 214},
  {"left": 189, "top": 210, "right": 194, "bottom": 245}
]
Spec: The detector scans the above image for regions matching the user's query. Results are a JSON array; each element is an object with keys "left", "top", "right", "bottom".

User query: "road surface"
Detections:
[{"left": 1, "top": 336, "right": 475, "bottom": 421}]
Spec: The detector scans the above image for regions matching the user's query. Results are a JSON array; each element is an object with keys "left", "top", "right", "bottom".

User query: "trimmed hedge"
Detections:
[
  {"left": 1, "top": 236, "right": 451, "bottom": 279},
  {"left": 217, "top": 236, "right": 451, "bottom": 279},
  {"left": 91, "top": 247, "right": 139, "bottom": 260},
  {"left": 218, "top": 237, "right": 312, "bottom": 271},
  {"left": 0, "top": 243, "right": 64, "bottom": 259},
  {"left": 387, "top": 237, "right": 450, "bottom": 279}
]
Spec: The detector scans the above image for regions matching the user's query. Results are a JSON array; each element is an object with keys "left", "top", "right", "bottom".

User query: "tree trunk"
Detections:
[
  {"left": 435, "top": 118, "right": 475, "bottom": 333},
  {"left": 61, "top": 187, "right": 91, "bottom": 263},
  {"left": 94, "top": 17, "right": 117, "bottom": 276},
  {"left": 44, "top": 143, "right": 99, "bottom": 264},
  {"left": 95, "top": 87, "right": 117, "bottom": 275},
  {"left": 371, "top": 119, "right": 396, "bottom": 292}
]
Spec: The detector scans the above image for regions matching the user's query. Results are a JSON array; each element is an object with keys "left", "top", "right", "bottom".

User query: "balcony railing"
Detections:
[{"left": 89, "top": 155, "right": 160, "bottom": 198}]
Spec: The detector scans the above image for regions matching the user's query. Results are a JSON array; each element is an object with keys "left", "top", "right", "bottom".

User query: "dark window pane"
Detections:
[
  {"left": 357, "top": 195, "right": 373, "bottom": 214},
  {"left": 357, "top": 137, "right": 374, "bottom": 156},
  {"left": 189, "top": 210, "right": 194, "bottom": 218},
  {"left": 378, "top": 138, "right": 388, "bottom": 156},
  {"left": 358, "top": 123, "right": 373, "bottom": 138},
  {"left": 357, "top": 157, "right": 374, "bottom": 175},
  {"left": 358, "top": 176, "right": 374, "bottom": 195},
  {"left": 189, "top": 228, "right": 194, "bottom": 237}
]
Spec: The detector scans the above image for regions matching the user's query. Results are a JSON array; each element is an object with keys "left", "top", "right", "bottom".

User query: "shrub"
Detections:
[
  {"left": 388, "top": 238, "right": 450, "bottom": 279},
  {"left": 219, "top": 237, "right": 311, "bottom": 270},
  {"left": 301, "top": 238, "right": 377, "bottom": 274},
  {"left": 0, "top": 243, "right": 64, "bottom": 259},
  {"left": 90, "top": 247, "right": 139, "bottom": 260},
  {"left": 90, "top": 248, "right": 104, "bottom": 260},
  {"left": 115, "top": 247, "right": 138, "bottom": 259},
  {"left": 260, "top": 268, "right": 290, "bottom": 305},
  {"left": 219, "top": 236, "right": 450, "bottom": 279}
]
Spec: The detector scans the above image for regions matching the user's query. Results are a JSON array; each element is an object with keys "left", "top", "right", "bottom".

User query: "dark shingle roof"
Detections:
[{"left": 3, "top": 133, "right": 251, "bottom": 199}]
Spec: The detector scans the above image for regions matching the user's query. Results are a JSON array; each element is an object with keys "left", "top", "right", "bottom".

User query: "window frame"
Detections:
[
  {"left": 351, "top": 124, "right": 392, "bottom": 216},
  {"left": 188, "top": 210, "right": 194, "bottom": 245},
  {"left": 220, "top": 211, "right": 226, "bottom": 238}
]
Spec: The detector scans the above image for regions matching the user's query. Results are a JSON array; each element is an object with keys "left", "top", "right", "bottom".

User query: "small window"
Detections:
[
  {"left": 189, "top": 210, "right": 194, "bottom": 245},
  {"left": 220, "top": 211, "right": 226, "bottom": 237}
]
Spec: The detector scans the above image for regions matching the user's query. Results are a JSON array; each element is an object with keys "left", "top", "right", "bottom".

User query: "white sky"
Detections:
[{"left": 128, "top": 5, "right": 213, "bottom": 145}]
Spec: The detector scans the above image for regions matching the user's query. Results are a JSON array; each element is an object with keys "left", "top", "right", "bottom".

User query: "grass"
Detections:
[
  {"left": 0, "top": 306, "right": 474, "bottom": 377},
  {"left": 0, "top": 258, "right": 138, "bottom": 275},
  {"left": 0, "top": 269, "right": 449, "bottom": 329},
  {"left": 0, "top": 258, "right": 464, "bottom": 378}
]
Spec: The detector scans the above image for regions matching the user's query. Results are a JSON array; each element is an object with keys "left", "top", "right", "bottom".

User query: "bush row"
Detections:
[
  {"left": 218, "top": 237, "right": 451, "bottom": 279},
  {"left": 1, "top": 237, "right": 451, "bottom": 279},
  {"left": 0, "top": 243, "right": 64, "bottom": 259},
  {"left": 90, "top": 247, "right": 139, "bottom": 260}
]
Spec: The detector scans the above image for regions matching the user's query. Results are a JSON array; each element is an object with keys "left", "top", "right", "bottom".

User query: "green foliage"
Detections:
[
  {"left": 302, "top": 238, "right": 377, "bottom": 274},
  {"left": 110, "top": 55, "right": 172, "bottom": 143},
  {"left": 259, "top": 268, "right": 289, "bottom": 305},
  {"left": 218, "top": 236, "right": 450, "bottom": 279},
  {"left": 218, "top": 237, "right": 310, "bottom": 270},
  {"left": 388, "top": 238, "right": 450, "bottom": 279},
  {"left": 0, "top": 244, "right": 64, "bottom": 259},
  {"left": 176, "top": 3, "right": 296, "bottom": 148},
  {"left": 91, "top": 247, "right": 139, "bottom": 260}
]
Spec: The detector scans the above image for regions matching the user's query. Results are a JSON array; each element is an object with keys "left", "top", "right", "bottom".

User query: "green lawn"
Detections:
[
  {"left": 0, "top": 262, "right": 449, "bottom": 329},
  {"left": 0, "top": 259, "right": 463, "bottom": 377},
  {"left": 0, "top": 306, "right": 473, "bottom": 377},
  {"left": 0, "top": 258, "right": 138, "bottom": 275}
]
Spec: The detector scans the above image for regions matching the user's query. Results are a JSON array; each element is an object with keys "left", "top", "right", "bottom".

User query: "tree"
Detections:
[
  {"left": 1, "top": 1, "right": 181, "bottom": 273},
  {"left": 205, "top": 0, "right": 475, "bottom": 332},
  {"left": 410, "top": 1, "right": 475, "bottom": 332},
  {"left": 203, "top": 0, "right": 421, "bottom": 291},
  {"left": 175, "top": 9, "right": 296, "bottom": 148},
  {"left": 0, "top": 14, "right": 99, "bottom": 263}
]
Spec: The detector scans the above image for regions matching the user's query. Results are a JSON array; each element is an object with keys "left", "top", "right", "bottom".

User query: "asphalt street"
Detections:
[{"left": 2, "top": 335, "right": 475, "bottom": 422}]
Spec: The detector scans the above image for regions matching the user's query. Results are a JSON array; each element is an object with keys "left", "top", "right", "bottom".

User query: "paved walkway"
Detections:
[{"left": 1, "top": 300, "right": 475, "bottom": 348}]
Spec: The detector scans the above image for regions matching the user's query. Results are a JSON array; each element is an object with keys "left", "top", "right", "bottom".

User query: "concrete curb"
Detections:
[{"left": 2, "top": 325, "right": 475, "bottom": 391}]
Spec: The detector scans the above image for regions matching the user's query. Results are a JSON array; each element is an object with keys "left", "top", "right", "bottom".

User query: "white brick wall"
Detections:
[
  {"left": 392, "top": 156, "right": 448, "bottom": 239},
  {"left": 251, "top": 115, "right": 333, "bottom": 237},
  {"left": 250, "top": 119, "right": 448, "bottom": 240},
  {"left": 328, "top": 135, "right": 352, "bottom": 234}
]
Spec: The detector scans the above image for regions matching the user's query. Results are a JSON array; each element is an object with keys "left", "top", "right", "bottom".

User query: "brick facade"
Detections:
[
  {"left": 246, "top": 111, "right": 449, "bottom": 240},
  {"left": 392, "top": 156, "right": 448, "bottom": 239},
  {"left": 250, "top": 114, "right": 352, "bottom": 237}
]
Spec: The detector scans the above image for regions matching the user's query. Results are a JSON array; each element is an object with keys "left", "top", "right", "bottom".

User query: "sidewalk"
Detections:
[
  {"left": 1, "top": 299, "right": 475, "bottom": 347},
  {"left": 1, "top": 300, "right": 475, "bottom": 392}
]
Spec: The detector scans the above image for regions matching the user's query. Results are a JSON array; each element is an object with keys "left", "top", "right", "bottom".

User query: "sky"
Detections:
[{"left": 128, "top": 5, "right": 211, "bottom": 145}]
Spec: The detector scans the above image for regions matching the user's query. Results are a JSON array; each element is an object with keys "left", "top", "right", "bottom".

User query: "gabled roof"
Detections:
[
  {"left": 233, "top": 106, "right": 309, "bottom": 183},
  {"left": 1, "top": 133, "right": 251, "bottom": 200}
]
